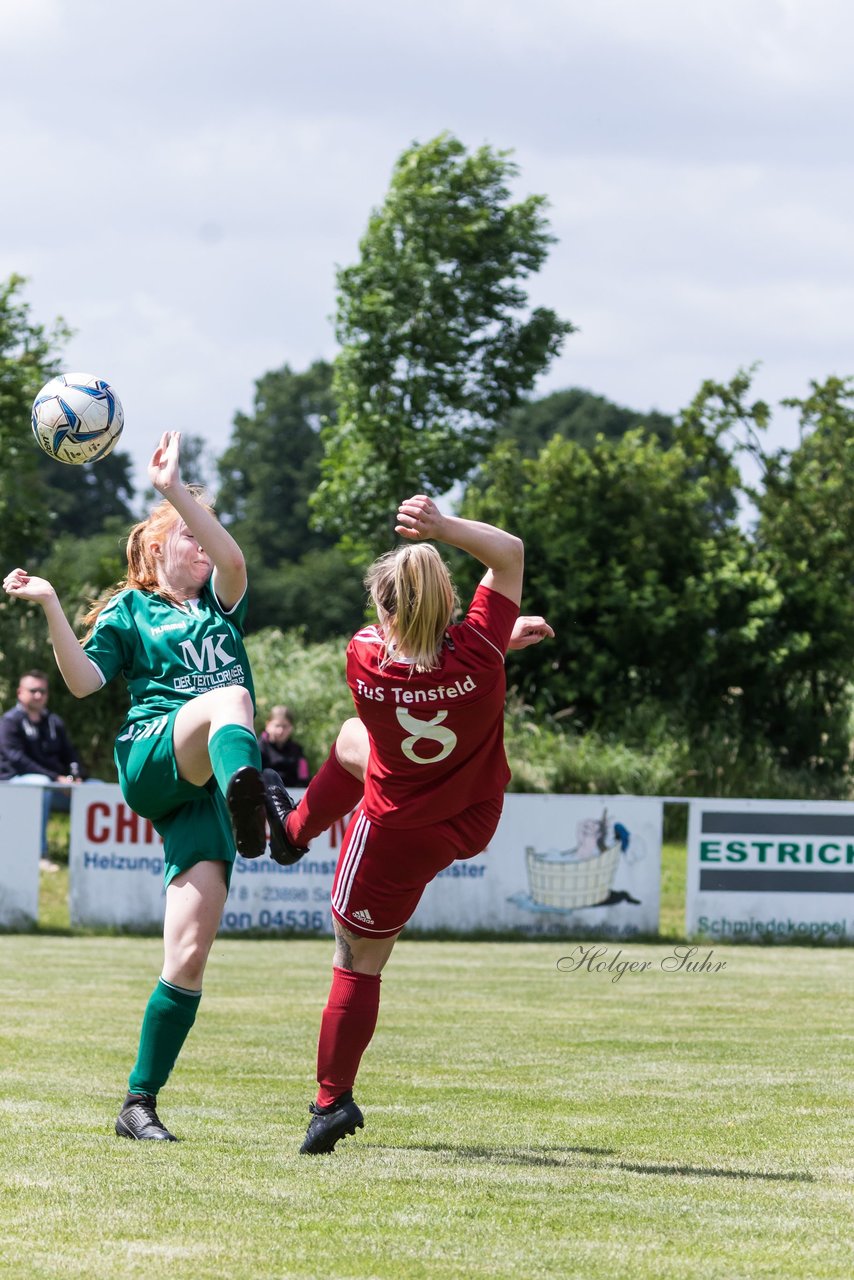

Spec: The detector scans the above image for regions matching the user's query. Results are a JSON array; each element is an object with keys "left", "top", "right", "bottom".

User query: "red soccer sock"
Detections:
[
  {"left": 315, "top": 966, "right": 381, "bottom": 1107},
  {"left": 286, "top": 745, "right": 364, "bottom": 846}
]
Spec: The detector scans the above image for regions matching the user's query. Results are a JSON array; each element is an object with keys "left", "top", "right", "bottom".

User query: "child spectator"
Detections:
[{"left": 258, "top": 705, "right": 311, "bottom": 788}]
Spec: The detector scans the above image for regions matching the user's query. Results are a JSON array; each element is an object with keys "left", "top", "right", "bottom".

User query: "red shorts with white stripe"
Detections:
[{"left": 331, "top": 796, "right": 504, "bottom": 938}]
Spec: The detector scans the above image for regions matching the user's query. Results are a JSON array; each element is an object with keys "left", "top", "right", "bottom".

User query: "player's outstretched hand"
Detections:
[
  {"left": 394, "top": 494, "right": 446, "bottom": 542},
  {"left": 148, "top": 430, "right": 182, "bottom": 494},
  {"left": 3, "top": 568, "right": 57, "bottom": 604},
  {"left": 508, "top": 615, "right": 555, "bottom": 650}
]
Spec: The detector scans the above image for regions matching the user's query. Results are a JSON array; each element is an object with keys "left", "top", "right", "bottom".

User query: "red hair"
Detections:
[{"left": 81, "top": 492, "right": 212, "bottom": 638}]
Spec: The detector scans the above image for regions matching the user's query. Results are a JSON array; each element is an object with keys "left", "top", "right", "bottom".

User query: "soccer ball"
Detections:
[{"left": 31, "top": 372, "right": 124, "bottom": 465}]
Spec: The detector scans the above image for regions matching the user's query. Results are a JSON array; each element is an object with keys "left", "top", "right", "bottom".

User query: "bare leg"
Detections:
[
  {"left": 162, "top": 859, "right": 229, "bottom": 988},
  {"left": 332, "top": 917, "right": 399, "bottom": 974},
  {"left": 119, "top": 860, "right": 229, "bottom": 1135},
  {"left": 171, "top": 685, "right": 256, "bottom": 786},
  {"left": 335, "top": 717, "right": 370, "bottom": 781}
]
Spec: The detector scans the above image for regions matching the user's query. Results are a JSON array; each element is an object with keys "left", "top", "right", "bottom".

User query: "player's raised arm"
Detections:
[
  {"left": 394, "top": 494, "right": 524, "bottom": 606},
  {"left": 147, "top": 431, "right": 246, "bottom": 610},
  {"left": 2, "top": 569, "right": 102, "bottom": 697}
]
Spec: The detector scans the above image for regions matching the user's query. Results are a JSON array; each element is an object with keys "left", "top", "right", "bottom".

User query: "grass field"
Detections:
[
  {"left": 1, "top": 937, "right": 852, "bottom": 1280},
  {"left": 2, "top": 835, "right": 852, "bottom": 1279}
]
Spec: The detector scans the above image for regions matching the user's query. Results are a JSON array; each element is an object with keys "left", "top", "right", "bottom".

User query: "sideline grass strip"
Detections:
[{"left": 0, "top": 936, "right": 851, "bottom": 1280}]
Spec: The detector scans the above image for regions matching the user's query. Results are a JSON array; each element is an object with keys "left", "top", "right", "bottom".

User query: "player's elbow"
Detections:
[
  {"left": 70, "top": 679, "right": 100, "bottom": 700},
  {"left": 503, "top": 534, "right": 524, "bottom": 573},
  {"left": 220, "top": 548, "right": 246, "bottom": 580},
  {"left": 65, "top": 666, "right": 104, "bottom": 699}
]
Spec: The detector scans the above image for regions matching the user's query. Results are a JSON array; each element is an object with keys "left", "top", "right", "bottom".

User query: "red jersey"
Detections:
[{"left": 346, "top": 584, "right": 519, "bottom": 827}]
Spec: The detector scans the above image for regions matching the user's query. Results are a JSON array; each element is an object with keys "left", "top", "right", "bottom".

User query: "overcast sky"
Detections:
[{"left": 3, "top": 0, "right": 852, "bottom": 488}]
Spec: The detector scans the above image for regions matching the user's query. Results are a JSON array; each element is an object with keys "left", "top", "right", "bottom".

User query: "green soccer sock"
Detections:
[
  {"left": 208, "top": 723, "right": 262, "bottom": 797},
  {"left": 127, "top": 978, "right": 202, "bottom": 1097}
]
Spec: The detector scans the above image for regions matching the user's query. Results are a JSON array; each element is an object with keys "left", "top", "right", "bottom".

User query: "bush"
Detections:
[
  {"left": 503, "top": 696, "right": 851, "bottom": 802},
  {"left": 246, "top": 628, "right": 355, "bottom": 770},
  {"left": 504, "top": 698, "right": 682, "bottom": 795}
]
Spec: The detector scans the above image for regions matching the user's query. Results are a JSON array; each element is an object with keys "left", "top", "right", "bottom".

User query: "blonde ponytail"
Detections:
[{"left": 366, "top": 543, "right": 459, "bottom": 672}]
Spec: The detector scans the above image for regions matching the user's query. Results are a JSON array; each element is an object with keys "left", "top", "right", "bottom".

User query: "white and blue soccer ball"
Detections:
[{"left": 31, "top": 372, "right": 124, "bottom": 465}]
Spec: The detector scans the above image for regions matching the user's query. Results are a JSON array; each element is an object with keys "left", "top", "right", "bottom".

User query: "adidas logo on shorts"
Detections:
[{"left": 351, "top": 908, "right": 375, "bottom": 924}]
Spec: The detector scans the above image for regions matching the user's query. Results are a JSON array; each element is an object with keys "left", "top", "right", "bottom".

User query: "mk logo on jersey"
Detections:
[{"left": 178, "top": 633, "right": 236, "bottom": 673}]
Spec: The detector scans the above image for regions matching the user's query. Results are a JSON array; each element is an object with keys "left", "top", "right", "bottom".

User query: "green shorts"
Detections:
[{"left": 114, "top": 707, "right": 237, "bottom": 889}]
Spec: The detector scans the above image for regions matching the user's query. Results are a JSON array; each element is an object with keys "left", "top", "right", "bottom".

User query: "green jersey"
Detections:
[{"left": 83, "top": 576, "right": 256, "bottom": 729}]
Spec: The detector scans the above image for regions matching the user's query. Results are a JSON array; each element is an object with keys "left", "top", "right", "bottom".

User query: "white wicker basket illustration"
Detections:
[{"left": 524, "top": 811, "right": 623, "bottom": 909}]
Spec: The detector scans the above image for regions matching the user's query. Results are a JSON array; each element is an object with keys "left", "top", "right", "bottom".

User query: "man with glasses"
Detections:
[{"left": 0, "top": 670, "right": 87, "bottom": 868}]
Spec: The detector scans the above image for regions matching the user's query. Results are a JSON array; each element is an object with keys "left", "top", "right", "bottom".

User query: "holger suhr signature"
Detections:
[{"left": 557, "top": 944, "right": 727, "bottom": 982}]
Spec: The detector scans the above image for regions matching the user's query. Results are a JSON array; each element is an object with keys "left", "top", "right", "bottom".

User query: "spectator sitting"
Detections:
[
  {"left": 258, "top": 705, "right": 311, "bottom": 789},
  {"left": 0, "top": 669, "right": 89, "bottom": 867}
]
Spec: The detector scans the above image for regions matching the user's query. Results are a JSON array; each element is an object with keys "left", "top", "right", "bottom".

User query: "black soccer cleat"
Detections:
[
  {"left": 299, "top": 1091, "right": 364, "bottom": 1155},
  {"left": 115, "top": 1092, "right": 177, "bottom": 1141},
  {"left": 261, "top": 769, "right": 309, "bottom": 867},
  {"left": 226, "top": 765, "right": 267, "bottom": 858}
]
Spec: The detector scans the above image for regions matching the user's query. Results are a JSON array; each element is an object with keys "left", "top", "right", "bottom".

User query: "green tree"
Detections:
[
  {"left": 248, "top": 548, "right": 368, "bottom": 643},
  {"left": 499, "top": 387, "right": 674, "bottom": 456},
  {"left": 752, "top": 376, "right": 854, "bottom": 773},
  {"left": 673, "top": 368, "right": 771, "bottom": 528},
  {"left": 216, "top": 360, "right": 364, "bottom": 635},
  {"left": 652, "top": 369, "right": 854, "bottom": 775},
  {"left": 218, "top": 361, "right": 335, "bottom": 565},
  {"left": 0, "top": 275, "right": 71, "bottom": 566},
  {"left": 313, "top": 133, "right": 574, "bottom": 556},
  {"left": 37, "top": 448, "right": 136, "bottom": 539},
  {"left": 459, "top": 374, "right": 781, "bottom": 742},
  {"left": 0, "top": 276, "right": 72, "bottom": 716}
]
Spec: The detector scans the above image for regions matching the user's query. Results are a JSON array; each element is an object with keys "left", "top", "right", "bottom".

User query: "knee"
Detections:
[
  {"left": 182, "top": 959, "right": 207, "bottom": 989},
  {"left": 224, "top": 684, "right": 253, "bottom": 710},
  {"left": 166, "top": 932, "right": 209, "bottom": 988},
  {"left": 333, "top": 922, "right": 396, "bottom": 974},
  {"left": 211, "top": 684, "right": 254, "bottom": 721},
  {"left": 335, "top": 718, "right": 369, "bottom": 777}
]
